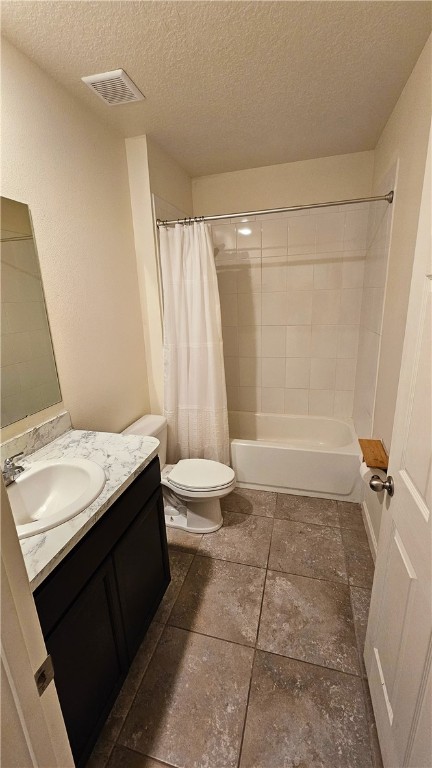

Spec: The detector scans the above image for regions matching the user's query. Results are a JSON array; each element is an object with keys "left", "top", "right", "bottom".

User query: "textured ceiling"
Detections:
[{"left": 1, "top": 1, "right": 431, "bottom": 176}]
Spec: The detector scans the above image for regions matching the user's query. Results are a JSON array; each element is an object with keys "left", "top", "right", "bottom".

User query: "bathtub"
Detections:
[{"left": 229, "top": 412, "right": 362, "bottom": 502}]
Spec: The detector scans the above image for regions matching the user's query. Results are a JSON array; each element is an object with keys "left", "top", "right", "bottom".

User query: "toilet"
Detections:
[{"left": 122, "top": 415, "right": 235, "bottom": 533}]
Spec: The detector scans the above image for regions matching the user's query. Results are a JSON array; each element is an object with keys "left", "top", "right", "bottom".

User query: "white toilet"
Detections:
[{"left": 122, "top": 415, "right": 235, "bottom": 533}]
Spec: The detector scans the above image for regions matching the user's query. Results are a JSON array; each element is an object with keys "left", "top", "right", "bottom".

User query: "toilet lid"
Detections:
[{"left": 167, "top": 459, "right": 235, "bottom": 491}]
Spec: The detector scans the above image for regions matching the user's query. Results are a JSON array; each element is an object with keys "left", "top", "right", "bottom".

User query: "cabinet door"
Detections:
[
  {"left": 114, "top": 488, "right": 170, "bottom": 659},
  {"left": 45, "top": 558, "right": 127, "bottom": 767}
]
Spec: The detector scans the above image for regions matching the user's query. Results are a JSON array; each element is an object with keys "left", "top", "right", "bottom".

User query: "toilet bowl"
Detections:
[{"left": 122, "top": 415, "right": 235, "bottom": 533}]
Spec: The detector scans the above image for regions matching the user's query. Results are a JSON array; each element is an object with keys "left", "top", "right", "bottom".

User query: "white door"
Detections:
[
  {"left": 1, "top": 479, "right": 74, "bottom": 768},
  {"left": 365, "top": 131, "right": 432, "bottom": 767}
]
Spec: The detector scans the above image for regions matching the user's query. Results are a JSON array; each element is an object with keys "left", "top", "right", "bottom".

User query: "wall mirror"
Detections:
[{"left": 1, "top": 197, "right": 62, "bottom": 427}]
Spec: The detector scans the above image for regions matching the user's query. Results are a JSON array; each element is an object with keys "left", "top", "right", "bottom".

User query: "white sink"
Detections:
[{"left": 8, "top": 458, "right": 106, "bottom": 539}]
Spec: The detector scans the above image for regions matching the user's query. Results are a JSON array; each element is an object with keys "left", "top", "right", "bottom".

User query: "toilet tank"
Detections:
[{"left": 122, "top": 415, "right": 167, "bottom": 467}]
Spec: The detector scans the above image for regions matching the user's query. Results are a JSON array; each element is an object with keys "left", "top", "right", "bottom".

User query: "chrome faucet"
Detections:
[{"left": 2, "top": 452, "right": 25, "bottom": 486}]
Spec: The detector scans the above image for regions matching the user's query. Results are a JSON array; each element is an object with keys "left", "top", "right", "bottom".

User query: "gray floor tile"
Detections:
[
  {"left": 222, "top": 487, "right": 277, "bottom": 517},
  {"left": 351, "top": 586, "right": 371, "bottom": 677},
  {"left": 119, "top": 626, "right": 253, "bottom": 768},
  {"left": 258, "top": 570, "right": 360, "bottom": 674},
  {"left": 89, "top": 622, "right": 165, "bottom": 761},
  {"left": 269, "top": 518, "right": 348, "bottom": 582},
  {"left": 86, "top": 744, "right": 114, "bottom": 768},
  {"left": 362, "top": 679, "right": 384, "bottom": 768},
  {"left": 154, "top": 550, "right": 194, "bottom": 624},
  {"left": 107, "top": 745, "right": 169, "bottom": 768},
  {"left": 198, "top": 510, "right": 273, "bottom": 567},
  {"left": 166, "top": 526, "right": 203, "bottom": 553},
  {"left": 342, "top": 528, "right": 375, "bottom": 588},
  {"left": 276, "top": 493, "right": 339, "bottom": 527},
  {"left": 169, "top": 555, "right": 265, "bottom": 645},
  {"left": 240, "top": 651, "right": 373, "bottom": 768},
  {"left": 338, "top": 501, "right": 366, "bottom": 531}
]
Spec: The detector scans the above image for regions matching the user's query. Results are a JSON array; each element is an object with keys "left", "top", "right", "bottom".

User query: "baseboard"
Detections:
[{"left": 361, "top": 500, "right": 378, "bottom": 562}]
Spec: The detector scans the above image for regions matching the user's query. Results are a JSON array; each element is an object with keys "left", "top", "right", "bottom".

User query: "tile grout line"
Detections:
[
  {"left": 168, "top": 543, "right": 370, "bottom": 589},
  {"left": 162, "top": 621, "right": 366, "bottom": 680},
  {"left": 114, "top": 743, "right": 176, "bottom": 768},
  {"left": 343, "top": 530, "right": 377, "bottom": 768},
  {"left": 113, "top": 550, "right": 198, "bottom": 760},
  {"left": 236, "top": 514, "right": 275, "bottom": 768},
  {"left": 161, "top": 544, "right": 198, "bottom": 627},
  {"left": 110, "top": 494, "right": 374, "bottom": 768}
]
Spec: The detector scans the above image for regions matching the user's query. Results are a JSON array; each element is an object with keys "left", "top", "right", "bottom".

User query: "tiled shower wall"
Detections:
[
  {"left": 214, "top": 204, "right": 371, "bottom": 418},
  {"left": 353, "top": 196, "right": 393, "bottom": 436}
]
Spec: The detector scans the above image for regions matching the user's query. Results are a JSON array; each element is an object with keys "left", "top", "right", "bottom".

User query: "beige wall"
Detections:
[
  {"left": 1, "top": 38, "right": 149, "bottom": 433},
  {"left": 192, "top": 151, "right": 374, "bottom": 215},
  {"left": 373, "top": 36, "right": 431, "bottom": 450},
  {"left": 126, "top": 135, "right": 192, "bottom": 414},
  {"left": 365, "top": 37, "right": 431, "bottom": 546},
  {"left": 147, "top": 137, "right": 193, "bottom": 216}
]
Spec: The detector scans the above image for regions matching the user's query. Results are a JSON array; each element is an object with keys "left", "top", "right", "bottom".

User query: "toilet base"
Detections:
[{"left": 163, "top": 495, "right": 223, "bottom": 534}]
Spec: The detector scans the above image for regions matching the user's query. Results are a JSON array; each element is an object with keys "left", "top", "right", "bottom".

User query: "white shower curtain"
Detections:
[{"left": 159, "top": 222, "right": 230, "bottom": 465}]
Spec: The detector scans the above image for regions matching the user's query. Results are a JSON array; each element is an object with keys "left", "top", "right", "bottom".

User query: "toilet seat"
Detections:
[{"left": 166, "top": 459, "right": 235, "bottom": 493}]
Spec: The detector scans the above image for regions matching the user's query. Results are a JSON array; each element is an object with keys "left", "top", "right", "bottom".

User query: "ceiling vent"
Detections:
[{"left": 81, "top": 69, "right": 145, "bottom": 106}]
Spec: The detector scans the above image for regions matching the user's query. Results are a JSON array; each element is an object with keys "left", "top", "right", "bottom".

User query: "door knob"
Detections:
[{"left": 369, "top": 475, "right": 394, "bottom": 496}]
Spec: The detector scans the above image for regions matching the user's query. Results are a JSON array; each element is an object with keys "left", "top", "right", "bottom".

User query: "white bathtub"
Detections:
[{"left": 229, "top": 412, "right": 362, "bottom": 501}]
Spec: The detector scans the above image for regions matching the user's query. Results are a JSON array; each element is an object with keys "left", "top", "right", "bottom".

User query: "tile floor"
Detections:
[{"left": 88, "top": 489, "right": 383, "bottom": 768}]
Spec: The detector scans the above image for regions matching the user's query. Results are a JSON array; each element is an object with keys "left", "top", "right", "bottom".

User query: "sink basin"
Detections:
[{"left": 8, "top": 458, "right": 106, "bottom": 539}]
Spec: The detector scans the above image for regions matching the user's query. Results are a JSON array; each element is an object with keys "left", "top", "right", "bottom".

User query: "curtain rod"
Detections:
[{"left": 156, "top": 191, "right": 394, "bottom": 227}]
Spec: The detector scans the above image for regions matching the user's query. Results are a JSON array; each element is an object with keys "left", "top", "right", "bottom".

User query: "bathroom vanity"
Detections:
[{"left": 9, "top": 425, "right": 170, "bottom": 768}]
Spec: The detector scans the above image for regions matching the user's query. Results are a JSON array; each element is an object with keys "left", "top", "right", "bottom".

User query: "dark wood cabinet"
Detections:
[
  {"left": 114, "top": 488, "right": 167, "bottom": 659},
  {"left": 34, "top": 458, "right": 170, "bottom": 768}
]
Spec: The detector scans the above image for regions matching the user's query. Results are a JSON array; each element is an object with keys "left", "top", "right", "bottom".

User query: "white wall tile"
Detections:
[
  {"left": 284, "top": 388, "right": 309, "bottom": 415},
  {"left": 222, "top": 326, "right": 238, "bottom": 357},
  {"left": 310, "top": 358, "right": 336, "bottom": 390},
  {"left": 217, "top": 267, "right": 237, "bottom": 295},
  {"left": 285, "top": 325, "right": 311, "bottom": 358},
  {"left": 238, "top": 293, "right": 261, "bottom": 325},
  {"left": 212, "top": 223, "right": 236, "bottom": 250},
  {"left": 236, "top": 222, "right": 261, "bottom": 249},
  {"left": 238, "top": 326, "right": 261, "bottom": 357},
  {"left": 213, "top": 203, "right": 369, "bottom": 422},
  {"left": 262, "top": 219, "right": 288, "bottom": 249},
  {"left": 261, "top": 255, "right": 287, "bottom": 292},
  {"left": 313, "top": 260, "right": 342, "bottom": 289},
  {"left": 262, "top": 357, "right": 286, "bottom": 387},
  {"left": 337, "top": 325, "right": 359, "bottom": 358},
  {"left": 311, "top": 325, "right": 339, "bottom": 358},
  {"left": 312, "top": 290, "right": 340, "bottom": 325},
  {"left": 336, "top": 358, "right": 357, "bottom": 390},
  {"left": 226, "top": 386, "right": 239, "bottom": 411},
  {"left": 262, "top": 292, "right": 287, "bottom": 325},
  {"left": 286, "top": 291, "right": 313, "bottom": 324},
  {"left": 285, "top": 358, "right": 311, "bottom": 388},
  {"left": 316, "top": 212, "right": 345, "bottom": 253},
  {"left": 288, "top": 216, "right": 317, "bottom": 255},
  {"left": 1, "top": 364, "right": 22, "bottom": 398},
  {"left": 286, "top": 263, "right": 314, "bottom": 290},
  {"left": 340, "top": 288, "right": 362, "bottom": 325},
  {"left": 261, "top": 387, "right": 284, "bottom": 413},
  {"left": 237, "top": 260, "right": 262, "bottom": 293},
  {"left": 334, "top": 390, "right": 354, "bottom": 418},
  {"left": 344, "top": 209, "right": 368, "bottom": 250},
  {"left": 238, "top": 386, "right": 261, "bottom": 412},
  {"left": 224, "top": 356, "right": 239, "bottom": 386},
  {"left": 342, "top": 252, "right": 365, "bottom": 288},
  {"left": 262, "top": 326, "right": 286, "bottom": 357},
  {"left": 239, "top": 356, "right": 262, "bottom": 387},
  {"left": 1, "top": 332, "right": 31, "bottom": 366},
  {"left": 220, "top": 293, "right": 238, "bottom": 326},
  {"left": 309, "top": 389, "right": 335, "bottom": 416}
]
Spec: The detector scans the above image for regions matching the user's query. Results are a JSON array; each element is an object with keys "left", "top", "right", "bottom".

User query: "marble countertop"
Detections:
[{"left": 18, "top": 429, "right": 160, "bottom": 591}]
